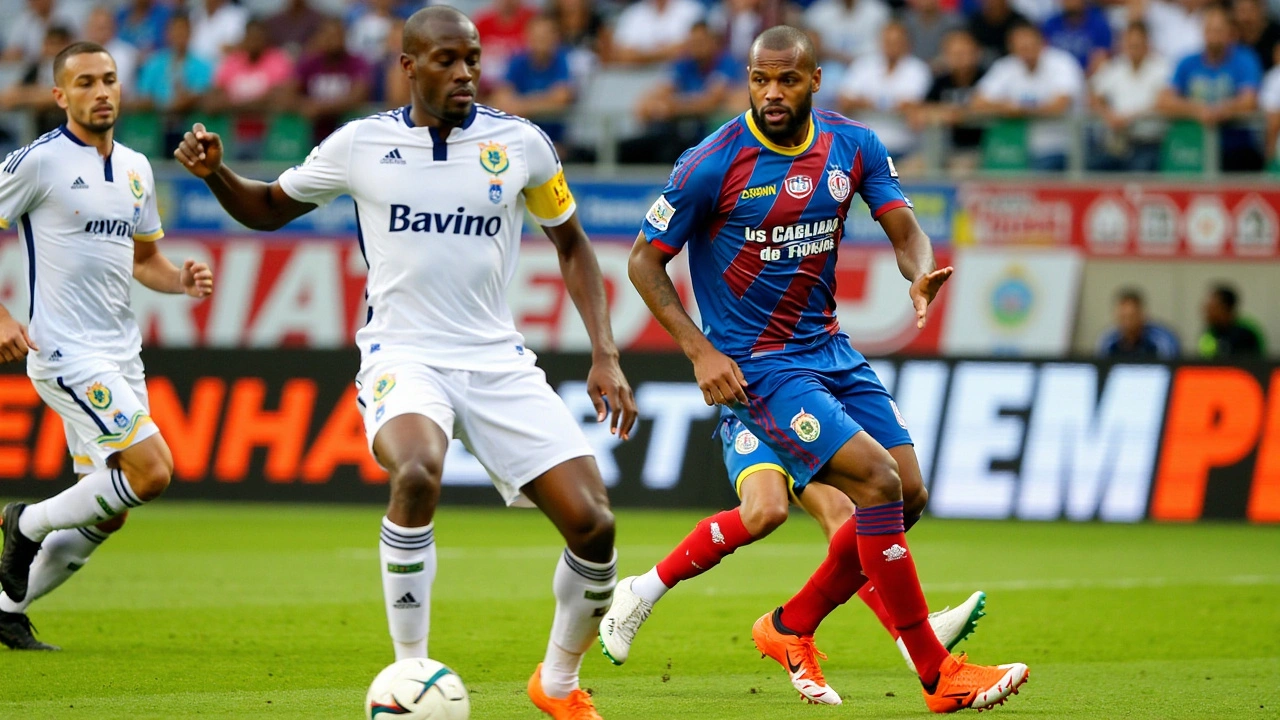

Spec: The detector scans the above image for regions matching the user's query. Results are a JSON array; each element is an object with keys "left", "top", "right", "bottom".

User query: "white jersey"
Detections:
[
  {"left": 279, "top": 104, "right": 577, "bottom": 371},
  {"left": 0, "top": 127, "right": 164, "bottom": 380}
]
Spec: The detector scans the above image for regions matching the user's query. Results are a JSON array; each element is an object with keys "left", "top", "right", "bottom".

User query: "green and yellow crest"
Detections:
[
  {"left": 373, "top": 374, "right": 396, "bottom": 401},
  {"left": 86, "top": 382, "right": 112, "bottom": 410},
  {"left": 127, "top": 169, "right": 144, "bottom": 199},
  {"left": 478, "top": 141, "right": 509, "bottom": 175}
]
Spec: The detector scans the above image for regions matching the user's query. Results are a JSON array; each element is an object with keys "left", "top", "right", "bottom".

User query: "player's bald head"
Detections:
[
  {"left": 403, "top": 5, "right": 476, "bottom": 56},
  {"left": 749, "top": 25, "right": 817, "bottom": 73}
]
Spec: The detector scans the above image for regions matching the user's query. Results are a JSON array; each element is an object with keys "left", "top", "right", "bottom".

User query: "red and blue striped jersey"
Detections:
[{"left": 642, "top": 109, "right": 911, "bottom": 360}]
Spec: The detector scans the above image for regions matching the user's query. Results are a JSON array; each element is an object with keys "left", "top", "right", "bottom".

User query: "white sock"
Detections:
[
  {"left": 631, "top": 566, "right": 671, "bottom": 604},
  {"left": 0, "top": 527, "right": 105, "bottom": 614},
  {"left": 541, "top": 548, "right": 617, "bottom": 698},
  {"left": 18, "top": 468, "right": 140, "bottom": 543},
  {"left": 379, "top": 517, "right": 436, "bottom": 661}
]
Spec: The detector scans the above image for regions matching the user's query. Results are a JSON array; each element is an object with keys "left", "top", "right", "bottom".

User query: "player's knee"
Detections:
[
  {"left": 126, "top": 457, "right": 172, "bottom": 502},
  {"left": 864, "top": 457, "right": 903, "bottom": 504},
  {"left": 389, "top": 454, "right": 444, "bottom": 510},
  {"left": 904, "top": 484, "right": 928, "bottom": 519},
  {"left": 742, "top": 501, "right": 789, "bottom": 535},
  {"left": 95, "top": 510, "right": 128, "bottom": 534},
  {"left": 567, "top": 505, "right": 615, "bottom": 560}
]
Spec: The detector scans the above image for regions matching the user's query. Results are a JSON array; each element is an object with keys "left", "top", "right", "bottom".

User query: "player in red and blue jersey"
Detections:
[{"left": 617, "top": 26, "right": 1030, "bottom": 713}]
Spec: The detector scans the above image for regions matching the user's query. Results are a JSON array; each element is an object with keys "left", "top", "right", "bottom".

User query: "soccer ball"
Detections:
[{"left": 365, "top": 658, "right": 470, "bottom": 719}]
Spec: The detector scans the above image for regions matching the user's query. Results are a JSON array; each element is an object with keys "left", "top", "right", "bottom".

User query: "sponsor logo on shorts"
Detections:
[
  {"left": 890, "top": 400, "right": 908, "bottom": 430},
  {"left": 734, "top": 429, "right": 759, "bottom": 455},
  {"left": 790, "top": 409, "right": 821, "bottom": 443},
  {"left": 386, "top": 562, "right": 424, "bottom": 574},
  {"left": 646, "top": 195, "right": 676, "bottom": 231},
  {"left": 86, "top": 382, "right": 112, "bottom": 410},
  {"left": 373, "top": 374, "right": 396, "bottom": 401},
  {"left": 883, "top": 544, "right": 908, "bottom": 562},
  {"left": 584, "top": 589, "right": 613, "bottom": 601},
  {"left": 113, "top": 410, "right": 129, "bottom": 428}
]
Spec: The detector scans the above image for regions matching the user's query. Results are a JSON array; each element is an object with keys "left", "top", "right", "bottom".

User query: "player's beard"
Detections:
[
  {"left": 750, "top": 93, "right": 813, "bottom": 144},
  {"left": 79, "top": 105, "right": 117, "bottom": 134}
]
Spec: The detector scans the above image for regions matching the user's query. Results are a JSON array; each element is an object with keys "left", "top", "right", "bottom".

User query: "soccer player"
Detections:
[
  {"left": 626, "top": 26, "right": 1030, "bottom": 713},
  {"left": 600, "top": 407, "right": 988, "bottom": 694},
  {"left": 0, "top": 42, "right": 214, "bottom": 651},
  {"left": 174, "top": 8, "right": 635, "bottom": 719}
]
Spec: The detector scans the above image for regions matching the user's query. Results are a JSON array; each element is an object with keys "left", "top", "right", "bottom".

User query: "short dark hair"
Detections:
[
  {"left": 1211, "top": 283, "right": 1239, "bottom": 311},
  {"left": 52, "top": 40, "right": 108, "bottom": 83},
  {"left": 750, "top": 25, "right": 818, "bottom": 73},
  {"left": 1116, "top": 287, "right": 1144, "bottom": 307},
  {"left": 1126, "top": 20, "right": 1149, "bottom": 37},
  {"left": 1009, "top": 19, "right": 1041, "bottom": 36}
]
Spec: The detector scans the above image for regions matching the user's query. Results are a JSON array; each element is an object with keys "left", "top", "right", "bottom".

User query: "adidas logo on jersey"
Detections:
[
  {"left": 393, "top": 592, "right": 420, "bottom": 609},
  {"left": 380, "top": 148, "right": 406, "bottom": 165},
  {"left": 70, "top": 176, "right": 88, "bottom": 189}
]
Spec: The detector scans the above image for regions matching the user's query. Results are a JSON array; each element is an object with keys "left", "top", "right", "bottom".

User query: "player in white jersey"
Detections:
[
  {"left": 175, "top": 7, "right": 635, "bottom": 719},
  {"left": 0, "top": 42, "right": 214, "bottom": 651}
]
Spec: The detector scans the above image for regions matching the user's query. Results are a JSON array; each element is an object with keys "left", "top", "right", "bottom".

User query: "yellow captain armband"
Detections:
[
  {"left": 133, "top": 229, "right": 164, "bottom": 242},
  {"left": 0, "top": 217, "right": 9, "bottom": 230},
  {"left": 524, "top": 169, "right": 575, "bottom": 225}
]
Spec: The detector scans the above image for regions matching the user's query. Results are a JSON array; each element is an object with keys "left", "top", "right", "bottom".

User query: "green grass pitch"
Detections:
[{"left": 0, "top": 503, "right": 1277, "bottom": 719}]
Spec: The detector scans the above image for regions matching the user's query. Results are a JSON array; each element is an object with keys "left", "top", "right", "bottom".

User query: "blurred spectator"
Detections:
[
  {"left": 205, "top": 18, "right": 293, "bottom": 156},
  {"left": 135, "top": 14, "right": 215, "bottom": 114},
  {"left": 1233, "top": 0, "right": 1280, "bottom": 71},
  {"left": 348, "top": 0, "right": 398, "bottom": 66},
  {"left": 1042, "top": 0, "right": 1112, "bottom": 72},
  {"left": 265, "top": 0, "right": 328, "bottom": 58},
  {"left": 3, "top": 0, "right": 81, "bottom": 63},
  {"left": 191, "top": 0, "right": 250, "bottom": 63},
  {"left": 84, "top": 5, "right": 139, "bottom": 92},
  {"left": 622, "top": 22, "right": 736, "bottom": 163},
  {"left": 475, "top": 0, "right": 537, "bottom": 83},
  {"left": 968, "top": 0, "right": 1031, "bottom": 63},
  {"left": 1261, "top": 47, "right": 1280, "bottom": 160},
  {"left": 0, "top": 26, "right": 72, "bottom": 134},
  {"left": 917, "top": 29, "right": 987, "bottom": 172},
  {"left": 1011, "top": 0, "right": 1059, "bottom": 25},
  {"left": 611, "top": 0, "right": 705, "bottom": 65},
  {"left": 1199, "top": 284, "right": 1265, "bottom": 357},
  {"left": 1089, "top": 20, "right": 1169, "bottom": 170},
  {"left": 1096, "top": 288, "right": 1180, "bottom": 359},
  {"left": 804, "top": 0, "right": 890, "bottom": 91},
  {"left": 902, "top": 0, "right": 964, "bottom": 69},
  {"left": 1157, "top": 5, "right": 1264, "bottom": 172},
  {"left": 840, "top": 22, "right": 932, "bottom": 160},
  {"left": 548, "top": 0, "right": 610, "bottom": 81},
  {"left": 711, "top": 0, "right": 766, "bottom": 63},
  {"left": 973, "top": 22, "right": 1085, "bottom": 170},
  {"left": 294, "top": 17, "right": 371, "bottom": 143},
  {"left": 379, "top": 18, "right": 409, "bottom": 107},
  {"left": 115, "top": 0, "right": 172, "bottom": 55},
  {"left": 490, "top": 15, "right": 574, "bottom": 143},
  {"left": 1145, "top": 0, "right": 1207, "bottom": 62}
]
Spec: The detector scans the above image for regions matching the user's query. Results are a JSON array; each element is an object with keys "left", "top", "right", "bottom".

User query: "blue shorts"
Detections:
[
  {"left": 728, "top": 336, "right": 913, "bottom": 489},
  {"left": 717, "top": 413, "right": 801, "bottom": 501}
]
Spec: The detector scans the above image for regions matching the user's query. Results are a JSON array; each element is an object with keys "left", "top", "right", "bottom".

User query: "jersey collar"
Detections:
[
  {"left": 400, "top": 103, "right": 478, "bottom": 131},
  {"left": 743, "top": 110, "right": 815, "bottom": 157}
]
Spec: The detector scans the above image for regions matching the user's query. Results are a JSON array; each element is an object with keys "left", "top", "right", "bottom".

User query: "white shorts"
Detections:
[
  {"left": 32, "top": 357, "right": 158, "bottom": 474},
  {"left": 355, "top": 359, "right": 595, "bottom": 507}
]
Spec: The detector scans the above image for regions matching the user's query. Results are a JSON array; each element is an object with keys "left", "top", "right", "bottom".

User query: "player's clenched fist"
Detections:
[
  {"left": 181, "top": 259, "right": 215, "bottom": 299},
  {"left": 0, "top": 312, "right": 37, "bottom": 364},
  {"left": 173, "top": 123, "right": 224, "bottom": 178},
  {"left": 691, "top": 345, "right": 749, "bottom": 406}
]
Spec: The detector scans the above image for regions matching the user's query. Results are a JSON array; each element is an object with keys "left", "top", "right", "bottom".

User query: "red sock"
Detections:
[
  {"left": 779, "top": 517, "right": 868, "bottom": 635},
  {"left": 655, "top": 508, "right": 755, "bottom": 586},
  {"left": 856, "top": 584, "right": 897, "bottom": 638},
  {"left": 855, "top": 501, "right": 949, "bottom": 684}
]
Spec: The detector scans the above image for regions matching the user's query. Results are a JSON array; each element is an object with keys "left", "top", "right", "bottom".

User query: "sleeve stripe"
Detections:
[
  {"left": 133, "top": 229, "right": 164, "bottom": 241},
  {"left": 872, "top": 199, "right": 910, "bottom": 220},
  {"left": 650, "top": 238, "right": 680, "bottom": 255},
  {"left": 0, "top": 217, "right": 8, "bottom": 230},
  {"left": 675, "top": 125, "right": 743, "bottom": 189}
]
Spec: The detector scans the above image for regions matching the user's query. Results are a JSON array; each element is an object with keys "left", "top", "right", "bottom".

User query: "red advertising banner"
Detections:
[
  {"left": 0, "top": 236, "right": 949, "bottom": 354},
  {"left": 961, "top": 182, "right": 1280, "bottom": 258}
]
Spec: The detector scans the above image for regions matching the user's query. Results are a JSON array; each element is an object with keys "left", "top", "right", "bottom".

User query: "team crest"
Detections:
[
  {"left": 790, "top": 408, "right": 821, "bottom": 442},
  {"left": 478, "top": 141, "right": 509, "bottom": 176},
  {"left": 734, "top": 429, "right": 759, "bottom": 455},
  {"left": 372, "top": 374, "right": 396, "bottom": 401},
  {"left": 86, "top": 382, "right": 112, "bottom": 410},
  {"left": 113, "top": 410, "right": 129, "bottom": 428},
  {"left": 827, "top": 167, "right": 850, "bottom": 202},
  {"left": 785, "top": 174, "right": 813, "bottom": 199},
  {"left": 127, "top": 169, "right": 144, "bottom": 199}
]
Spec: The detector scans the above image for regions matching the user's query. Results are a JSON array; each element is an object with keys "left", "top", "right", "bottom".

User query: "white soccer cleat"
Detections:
[
  {"left": 598, "top": 576, "right": 654, "bottom": 666},
  {"left": 901, "top": 591, "right": 987, "bottom": 673}
]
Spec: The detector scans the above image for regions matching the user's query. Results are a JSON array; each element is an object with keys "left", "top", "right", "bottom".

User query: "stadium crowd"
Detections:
[{"left": 3, "top": 0, "right": 1280, "bottom": 171}]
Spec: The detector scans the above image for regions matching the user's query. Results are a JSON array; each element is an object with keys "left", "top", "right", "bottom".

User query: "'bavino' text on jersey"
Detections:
[
  {"left": 83, "top": 218, "right": 137, "bottom": 237},
  {"left": 388, "top": 204, "right": 503, "bottom": 237}
]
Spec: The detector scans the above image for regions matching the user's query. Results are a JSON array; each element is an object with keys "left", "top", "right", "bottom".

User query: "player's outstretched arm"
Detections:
[
  {"left": 544, "top": 216, "right": 638, "bottom": 440},
  {"left": 133, "top": 241, "right": 214, "bottom": 298},
  {"left": 0, "top": 304, "right": 36, "bottom": 363},
  {"left": 628, "top": 235, "right": 748, "bottom": 407},
  {"left": 174, "top": 123, "right": 315, "bottom": 231},
  {"left": 879, "top": 206, "right": 953, "bottom": 329}
]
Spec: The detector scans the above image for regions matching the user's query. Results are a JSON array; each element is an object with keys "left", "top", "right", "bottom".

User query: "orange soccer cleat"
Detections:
[
  {"left": 922, "top": 652, "right": 1030, "bottom": 713},
  {"left": 751, "top": 608, "right": 842, "bottom": 705},
  {"left": 528, "top": 663, "right": 604, "bottom": 720}
]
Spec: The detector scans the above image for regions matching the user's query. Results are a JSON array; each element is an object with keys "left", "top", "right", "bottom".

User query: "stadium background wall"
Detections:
[{"left": 2, "top": 352, "right": 1277, "bottom": 523}]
